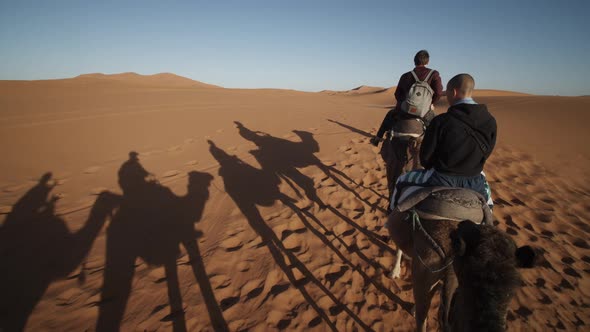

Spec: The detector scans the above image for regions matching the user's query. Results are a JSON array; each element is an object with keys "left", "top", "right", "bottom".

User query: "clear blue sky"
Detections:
[{"left": 1, "top": 0, "right": 588, "bottom": 95}]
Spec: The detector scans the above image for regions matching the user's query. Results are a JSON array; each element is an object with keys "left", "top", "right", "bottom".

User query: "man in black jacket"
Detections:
[
  {"left": 390, "top": 73, "right": 496, "bottom": 210},
  {"left": 370, "top": 50, "right": 443, "bottom": 205}
]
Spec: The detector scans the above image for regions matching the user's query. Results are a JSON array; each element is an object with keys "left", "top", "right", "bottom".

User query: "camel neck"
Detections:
[{"left": 456, "top": 281, "right": 510, "bottom": 331}]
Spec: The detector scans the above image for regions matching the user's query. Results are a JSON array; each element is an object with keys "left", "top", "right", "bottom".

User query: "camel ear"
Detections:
[
  {"left": 515, "top": 246, "right": 536, "bottom": 268},
  {"left": 452, "top": 235, "right": 466, "bottom": 257}
]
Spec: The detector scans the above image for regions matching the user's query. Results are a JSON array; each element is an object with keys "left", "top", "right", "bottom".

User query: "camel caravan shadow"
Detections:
[
  {"left": 208, "top": 122, "right": 413, "bottom": 330},
  {"left": 0, "top": 173, "right": 111, "bottom": 332},
  {"left": 0, "top": 156, "right": 227, "bottom": 332},
  {"left": 95, "top": 152, "right": 227, "bottom": 332}
]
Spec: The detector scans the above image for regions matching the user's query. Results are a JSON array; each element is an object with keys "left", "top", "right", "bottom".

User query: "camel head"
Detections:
[{"left": 449, "top": 220, "right": 536, "bottom": 331}]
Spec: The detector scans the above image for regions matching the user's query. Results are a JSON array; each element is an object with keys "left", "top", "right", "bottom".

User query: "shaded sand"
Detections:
[{"left": 0, "top": 75, "right": 589, "bottom": 331}]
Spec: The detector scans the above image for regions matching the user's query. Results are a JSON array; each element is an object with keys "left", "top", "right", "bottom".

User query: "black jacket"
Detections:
[{"left": 420, "top": 103, "right": 497, "bottom": 176}]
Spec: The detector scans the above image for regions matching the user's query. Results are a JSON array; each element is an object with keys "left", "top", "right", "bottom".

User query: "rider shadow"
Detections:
[
  {"left": 95, "top": 152, "right": 227, "bottom": 332},
  {"left": 0, "top": 173, "right": 110, "bottom": 332}
]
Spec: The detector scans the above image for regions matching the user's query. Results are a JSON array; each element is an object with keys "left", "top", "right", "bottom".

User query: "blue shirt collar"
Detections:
[{"left": 453, "top": 97, "right": 477, "bottom": 106}]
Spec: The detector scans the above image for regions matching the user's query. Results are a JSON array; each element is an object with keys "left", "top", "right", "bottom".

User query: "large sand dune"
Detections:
[{"left": 0, "top": 75, "right": 589, "bottom": 331}]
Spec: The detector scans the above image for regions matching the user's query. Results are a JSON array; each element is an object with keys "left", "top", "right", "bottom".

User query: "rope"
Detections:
[{"left": 409, "top": 209, "right": 454, "bottom": 274}]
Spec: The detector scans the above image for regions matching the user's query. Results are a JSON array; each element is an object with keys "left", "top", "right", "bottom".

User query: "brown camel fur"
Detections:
[{"left": 387, "top": 211, "right": 535, "bottom": 332}]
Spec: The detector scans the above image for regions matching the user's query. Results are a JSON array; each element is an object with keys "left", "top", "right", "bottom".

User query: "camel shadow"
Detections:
[
  {"left": 234, "top": 121, "right": 384, "bottom": 213},
  {"left": 209, "top": 125, "right": 412, "bottom": 329},
  {"left": 0, "top": 172, "right": 111, "bottom": 331},
  {"left": 95, "top": 152, "right": 227, "bottom": 332},
  {"left": 234, "top": 122, "right": 390, "bottom": 251}
]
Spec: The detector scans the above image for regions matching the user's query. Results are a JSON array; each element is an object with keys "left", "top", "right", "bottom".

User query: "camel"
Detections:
[{"left": 386, "top": 187, "right": 536, "bottom": 331}]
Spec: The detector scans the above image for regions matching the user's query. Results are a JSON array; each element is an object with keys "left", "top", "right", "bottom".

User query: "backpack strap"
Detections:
[
  {"left": 411, "top": 69, "right": 434, "bottom": 83},
  {"left": 424, "top": 70, "right": 434, "bottom": 83}
]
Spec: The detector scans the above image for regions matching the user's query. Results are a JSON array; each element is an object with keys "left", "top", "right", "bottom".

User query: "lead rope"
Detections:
[{"left": 409, "top": 209, "right": 454, "bottom": 273}]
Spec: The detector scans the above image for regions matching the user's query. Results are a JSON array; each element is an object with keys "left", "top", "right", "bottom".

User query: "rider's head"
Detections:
[
  {"left": 414, "top": 50, "right": 430, "bottom": 67},
  {"left": 129, "top": 151, "right": 139, "bottom": 161},
  {"left": 446, "top": 73, "right": 475, "bottom": 105}
]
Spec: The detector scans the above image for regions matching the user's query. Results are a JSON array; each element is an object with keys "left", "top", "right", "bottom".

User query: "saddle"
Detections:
[{"left": 396, "top": 186, "right": 493, "bottom": 225}]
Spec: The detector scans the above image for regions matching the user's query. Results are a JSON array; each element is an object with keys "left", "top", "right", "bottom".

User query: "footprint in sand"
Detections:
[
  {"left": 510, "top": 198, "right": 526, "bottom": 206},
  {"left": 263, "top": 270, "right": 290, "bottom": 297},
  {"left": 573, "top": 238, "right": 590, "bottom": 249},
  {"left": 534, "top": 278, "right": 546, "bottom": 288},
  {"left": 506, "top": 227, "right": 518, "bottom": 236},
  {"left": 564, "top": 267, "right": 582, "bottom": 278},
  {"left": 558, "top": 278, "right": 575, "bottom": 291},
  {"left": 162, "top": 170, "right": 180, "bottom": 178},
  {"left": 242, "top": 279, "right": 265, "bottom": 301},
  {"left": 220, "top": 237, "right": 244, "bottom": 252},
  {"left": 561, "top": 256, "right": 575, "bottom": 264},
  {"left": 324, "top": 265, "right": 350, "bottom": 288},
  {"left": 539, "top": 293, "right": 552, "bottom": 304},
  {"left": 267, "top": 310, "right": 292, "bottom": 329},
  {"left": 218, "top": 290, "right": 240, "bottom": 312},
  {"left": 301, "top": 310, "right": 322, "bottom": 328},
  {"left": 338, "top": 145, "right": 352, "bottom": 153},
  {"left": 236, "top": 261, "right": 251, "bottom": 272},
  {"left": 84, "top": 166, "right": 101, "bottom": 174},
  {"left": 272, "top": 219, "right": 305, "bottom": 238},
  {"left": 282, "top": 235, "right": 304, "bottom": 253},
  {"left": 333, "top": 223, "right": 356, "bottom": 237},
  {"left": 515, "top": 306, "right": 533, "bottom": 319},
  {"left": 210, "top": 275, "right": 232, "bottom": 289},
  {"left": 504, "top": 215, "right": 521, "bottom": 229},
  {"left": 147, "top": 267, "right": 167, "bottom": 284}
]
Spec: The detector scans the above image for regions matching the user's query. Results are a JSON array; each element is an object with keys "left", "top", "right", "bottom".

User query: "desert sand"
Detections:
[{"left": 1, "top": 73, "right": 589, "bottom": 331}]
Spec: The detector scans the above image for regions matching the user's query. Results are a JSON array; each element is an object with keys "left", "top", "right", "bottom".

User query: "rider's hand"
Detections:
[{"left": 370, "top": 136, "right": 380, "bottom": 147}]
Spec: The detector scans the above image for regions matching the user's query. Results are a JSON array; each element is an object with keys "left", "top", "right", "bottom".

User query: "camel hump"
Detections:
[{"left": 398, "top": 186, "right": 491, "bottom": 224}]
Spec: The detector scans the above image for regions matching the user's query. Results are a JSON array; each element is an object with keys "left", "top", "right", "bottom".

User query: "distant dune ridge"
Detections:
[
  {"left": 0, "top": 72, "right": 221, "bottom": 89},
  {"left": 0, "top": 72, "right": 589, "bottom": 331},
  {"left": 74, "top": 72, "right": 222, "bottom": 88}
]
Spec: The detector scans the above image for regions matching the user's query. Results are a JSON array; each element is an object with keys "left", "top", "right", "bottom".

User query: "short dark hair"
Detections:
[
  {"left": 414, "top": 50, "right": 430, "bottom": 66},
  {"left": 447, "top": 73, "right": 475, "bottom": 94}
]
